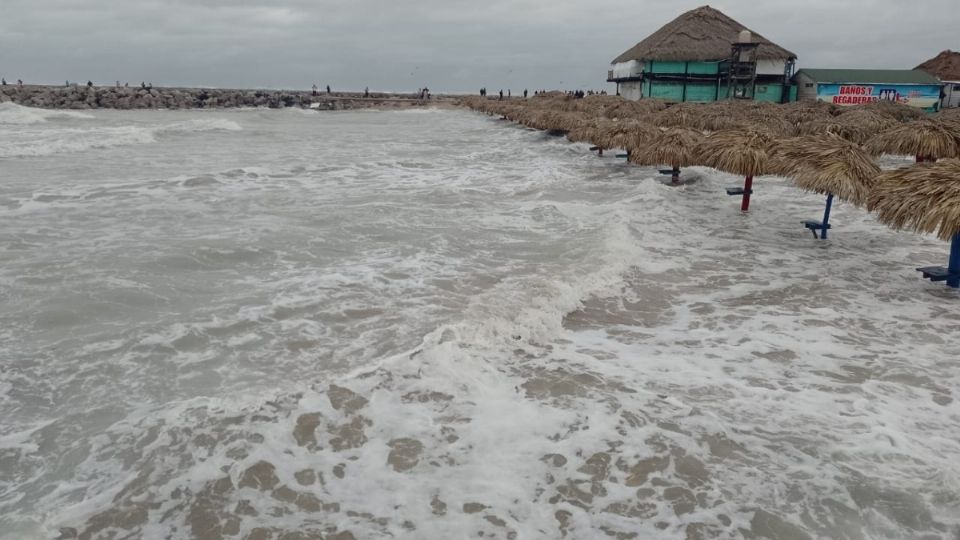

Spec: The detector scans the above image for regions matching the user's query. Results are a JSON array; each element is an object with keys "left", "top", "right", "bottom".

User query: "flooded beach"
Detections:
[{"left": 1, "top": 104, "right": 959, "bottom": 539}]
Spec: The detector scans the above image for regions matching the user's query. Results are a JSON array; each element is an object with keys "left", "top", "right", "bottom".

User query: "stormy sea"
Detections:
[{"left": 1, "top": 102, "right": 959, "bottom": 539}]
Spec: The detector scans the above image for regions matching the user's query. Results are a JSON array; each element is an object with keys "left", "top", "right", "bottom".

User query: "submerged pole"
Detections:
[
  {"left": 740, "top": 176, "right": 753, "bottom": 212},
  {"left": 820, "top": 193, "right": 834, "bottom": 240},
  {"left": 598, "top": 148, "right": 603, "bottom": 157},
  {"left": 948, "top": 233, "right": 960, "bottom": 289},
  {"left": 672, "top": 166, "right": 680, "bottom": 183}
]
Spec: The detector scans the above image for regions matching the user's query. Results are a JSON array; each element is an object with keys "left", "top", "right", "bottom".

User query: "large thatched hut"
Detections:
[{"left": 607, "top": 6, "right": 797, "bottom": 104}]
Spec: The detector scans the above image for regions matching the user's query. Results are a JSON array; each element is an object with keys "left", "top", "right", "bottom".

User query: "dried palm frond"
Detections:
[
  {"left": 866, "top": 120, "right": 960, "bottom": 160},
  {"left": 695, "top": 129, "right": 776, "bottom": 177},
  {"left": 867, "top": 161, "right": 960, "bottom": 240},
  {"left": 629, "top": 128, "right": 704, "bottom": 168}
]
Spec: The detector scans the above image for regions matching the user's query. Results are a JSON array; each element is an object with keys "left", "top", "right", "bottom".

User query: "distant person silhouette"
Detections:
[
  {"left": 87, "top": 81, "right": 93, "bottom": 87},
  {"left": 499, "top": 89, "right": 503, "bottom": 101},
  {"left": 364, "top": 87, "right": 369, "bottom": 98},
  {"left": 1, "top": 78, "right": 6, "bottom": 86},
  {"left": 312, "top": 84, "right": 318, "bottom": 96},
  {"left": 326, "top": 85, "right": 331, "bottom": 94},
  {"left": 523, "top": 89, "right": 528, "bottom": 98}
]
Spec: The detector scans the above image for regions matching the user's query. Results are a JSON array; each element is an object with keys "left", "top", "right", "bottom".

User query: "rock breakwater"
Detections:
[{"left": 0, "top": 85, "right": 441, "bottom": 110}]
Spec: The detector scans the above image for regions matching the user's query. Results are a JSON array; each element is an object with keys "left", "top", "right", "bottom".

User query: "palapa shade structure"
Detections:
[
  {"left": 866, "top": 120, "right": 960, "bottom": 162},
  {"left": 593, "top": 121, "right": 657, "bottom": 156},
  {"left": 771, "top": 134, "right": 879, "bottom": 206},
  {"left": 769, "top": 134, "right": 880, "bottom": 238},
  {"left": 696, "top": 129, "right": 776, "bottom": 211},
  {"left": 629, "top": 128, "right": 703, "bottom": 183},
  {"left": 867, "top": 161, "right": 960, "bottom": 288},
  {"left": 612, "top": 5, "right": 796, "bottom": 64}
]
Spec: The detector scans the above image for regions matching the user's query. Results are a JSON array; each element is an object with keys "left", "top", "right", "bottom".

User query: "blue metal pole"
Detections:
[
  {"left": 821, "top": 194, "right": 834, "bottom": 240},
  {"left": 948, "top": 233, "right": 960, "bottom": 289}
]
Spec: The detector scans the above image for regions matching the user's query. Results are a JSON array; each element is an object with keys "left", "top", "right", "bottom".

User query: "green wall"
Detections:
[{"left": 685, "top": 83, "right": 719, "bottom": 102}]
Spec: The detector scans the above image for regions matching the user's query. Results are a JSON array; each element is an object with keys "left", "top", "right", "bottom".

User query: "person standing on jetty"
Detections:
[
  {"left": 523, "top": 89, "right": 528, "bottom": 98},
  {"left": 326, "top": 85, "right": 331, "bottom": 94},
  {"left": 364, "top": 87, "right": 369, "bottom": 98},
  {"left": 499, "top": 89, "right": 503, "bottom": 101},
  {"left": 312, "top": 84, "right": 318, "bottom": 96}
]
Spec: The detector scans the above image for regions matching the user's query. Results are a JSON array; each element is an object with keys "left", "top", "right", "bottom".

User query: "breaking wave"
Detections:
[{"left": 0, "top": 102, "right": 95, "bottom": 125}]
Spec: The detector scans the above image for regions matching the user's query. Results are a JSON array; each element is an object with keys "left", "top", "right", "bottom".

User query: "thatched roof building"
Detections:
[
  {"left": 917, "top": 50, "right": 960, "bottom": 109},
  {"left": 916, "top": 50, "right": 960, "bottom": 82},
  {"left": 608, "top": 6, "right": 797, "bottom": 104},
  {"left": 612, "top": 6, "right": 796, "bottom": 64}
]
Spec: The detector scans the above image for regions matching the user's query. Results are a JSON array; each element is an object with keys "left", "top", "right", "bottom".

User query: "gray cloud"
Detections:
[{"left": 1, "top": 0, "right": 956, "bottom": 92}]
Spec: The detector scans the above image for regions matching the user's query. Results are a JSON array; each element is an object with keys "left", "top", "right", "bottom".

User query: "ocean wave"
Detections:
[
  {"left": 0, "top": 117, "right": 243, "bottom": 158},
  {"left": 0, "top": 102, "right": 95, "bottom": 125}
]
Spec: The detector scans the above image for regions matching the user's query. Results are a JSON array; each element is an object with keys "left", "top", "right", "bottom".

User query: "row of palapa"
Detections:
[{"left": 461, "top": 93, "right": 960, "bottom": 289}]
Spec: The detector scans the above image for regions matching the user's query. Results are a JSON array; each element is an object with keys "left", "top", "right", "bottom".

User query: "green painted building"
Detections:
[{"left": 607, "top": 6, "right": 798, "bottom": 103}]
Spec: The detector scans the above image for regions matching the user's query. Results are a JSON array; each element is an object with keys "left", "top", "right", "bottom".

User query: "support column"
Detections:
[
  {"left": 948, "top": 233, "right": 960, "bottom": 289},
  {"left": 741, "top": 176, "right": 753, "bottom": 212},
  {"left": 672, "top": 166, "right": 680, "bottom": 184},
  {"left": 820, "top": 193, "right": 834, "bottom": 240}
]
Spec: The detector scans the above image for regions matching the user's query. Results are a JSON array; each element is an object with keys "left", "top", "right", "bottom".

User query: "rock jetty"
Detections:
[{"left": 0, "top": 84, "right": 439, "bottom": 110}]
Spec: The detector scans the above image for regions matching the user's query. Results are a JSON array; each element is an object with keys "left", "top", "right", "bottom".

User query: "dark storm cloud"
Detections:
[{"left": 1, "top": 0, "right": 956, "bottom": 92}]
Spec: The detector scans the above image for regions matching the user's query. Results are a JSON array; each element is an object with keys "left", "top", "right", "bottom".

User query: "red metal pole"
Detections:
[{"left": 741, "top": 176, "right": 753, "bottom": 212}]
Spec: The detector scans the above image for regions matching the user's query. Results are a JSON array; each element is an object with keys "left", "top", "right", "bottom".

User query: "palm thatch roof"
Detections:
[
  {"left": 594, "top": 121, "right": 657, "bottom": 151},
  {"left": 867, "top": 161, "right": 960, "bottom": 241},
  {"left": 612, "top": 6, "right": 796, "bottom": 64},
  {"left": 769, "top": 134, "right": 880, "bottom": 206},
  {"left": 695, "top": 129, "right": 776, "bottom": 177},
  {"left": 629, "top": 128, "right": 704, "bottom": 168},
  {"left": 866, "top": 120, "right": 960, "bottom": 159},
  {"left": 916, "top": 50, "right": 960, "bottom": 82}
]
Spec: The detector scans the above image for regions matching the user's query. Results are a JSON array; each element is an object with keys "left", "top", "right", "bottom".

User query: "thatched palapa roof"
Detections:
[
  {"left": 696, "top": 129, "right": 777, "bottom": 177},
  {"left": 629, "top": 128, "right": 703, "bottom": 168},
  {"left": 866, "top": 120, "right": 960, "bottom": 160},
  {"left": 868, "top": 161, "right": 960, "bottom": 241},
  {"left": 612, "top": 6, "right": 796, "bottom": 64},
  {"left": 916, "top": 50, "right": 960, "bottom": 82},
  {"left": 769, "top": 134, "right": 880, "bottom": 207}
]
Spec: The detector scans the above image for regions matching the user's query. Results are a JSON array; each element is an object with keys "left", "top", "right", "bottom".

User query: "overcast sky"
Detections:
[{"left": 1, "top": 0, "right": 956, "bottom": 92}]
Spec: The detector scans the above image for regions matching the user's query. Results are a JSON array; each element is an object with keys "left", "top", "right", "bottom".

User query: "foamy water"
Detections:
[{"left": 1, "top": 104, "right": 958, "bottom": 539}]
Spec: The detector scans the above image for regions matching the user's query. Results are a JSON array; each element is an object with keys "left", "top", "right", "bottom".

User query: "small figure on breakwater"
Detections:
[
  {"left": 499, "top": 89, "right": 503, "bottom": 101},
  {"left": 364, "top": 87, "right": 369, "bottom": 98},
  {"left": 523, "top": 89, "right": 528, "bottom": 98},
  {"left": 1, "top": 78, "right": 6, "bottom": 86},
  {"left": 17, "top": 79, "right": 23, "bottom": 87},
  {"left": 508, "top": 89, "right": 511, "bottom": 98},
  {"left": 326, "top": 85, "right": 331, "bottom": 94},
  {"left": 312, "top": 84, "right": 318, "bottom": 96},
  {"left": 87, "top": 81, "right": 93, "bottom": 88}
]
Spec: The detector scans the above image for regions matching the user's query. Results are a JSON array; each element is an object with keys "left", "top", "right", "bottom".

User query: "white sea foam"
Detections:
[
  {"left": 0, "top": 102, "right": 95, "bottom": 124},
  {"left": 0, "top": 116, "right": 242, "bottom": 158}
]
